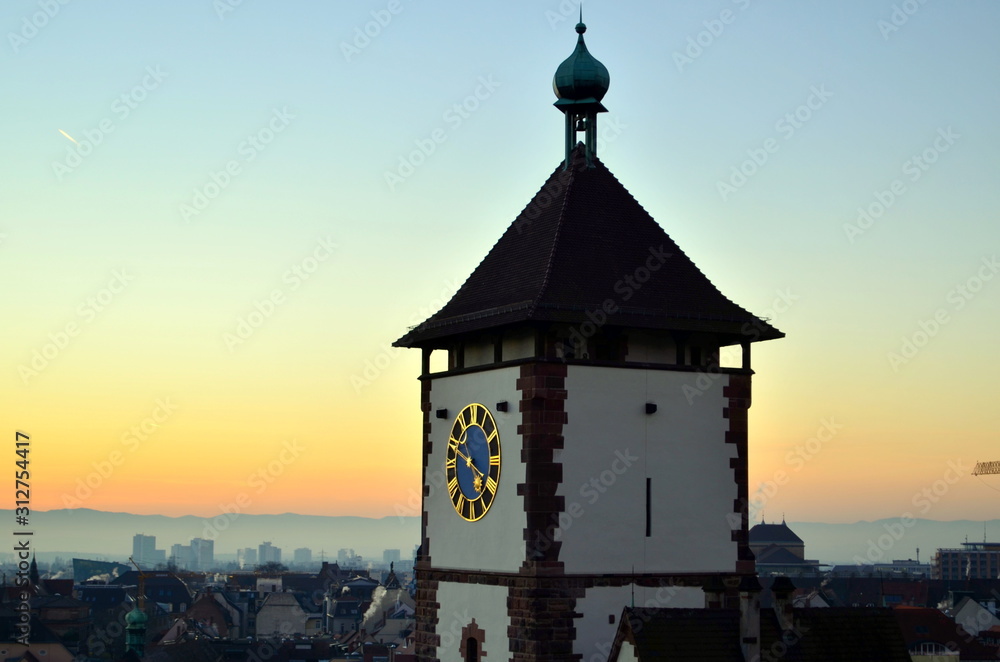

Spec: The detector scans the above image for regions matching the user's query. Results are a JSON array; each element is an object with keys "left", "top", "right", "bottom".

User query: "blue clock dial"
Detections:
[{"left": 445, "top": 403, "right": 501, "bottom": 521}]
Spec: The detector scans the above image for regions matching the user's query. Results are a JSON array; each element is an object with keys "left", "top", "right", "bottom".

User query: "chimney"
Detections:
[
  {"left": 739, "top": 574, "right": 762, "bottom": 662},
  {"left": 703, "top": 575, "right": 727, "bottom": 609},
  {"left": 770, "top": 576, "right": 796, "bottom": 632}
]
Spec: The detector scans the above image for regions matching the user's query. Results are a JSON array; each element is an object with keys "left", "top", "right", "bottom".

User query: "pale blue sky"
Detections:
[{"left": 3, "top": 1, "right": 999, "bottom": 523}]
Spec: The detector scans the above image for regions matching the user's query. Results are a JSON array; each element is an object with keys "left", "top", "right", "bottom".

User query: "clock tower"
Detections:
[{"left": 394, "top": 19, "right": 783, "bottom": 662}]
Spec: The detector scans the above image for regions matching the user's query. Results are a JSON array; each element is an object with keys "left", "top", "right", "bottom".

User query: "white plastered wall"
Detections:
[
  {"left": 435, "top": 582, "right": 510, "bottom": 662},
  {"left": 557, "top": 366, "right": 739, "bottom": 574},
  {"left": 616, "top": 641, "right": 638, "bottom": 662},
  {"left": 426, "top": 366, "right": 525, "bottom": 573}
]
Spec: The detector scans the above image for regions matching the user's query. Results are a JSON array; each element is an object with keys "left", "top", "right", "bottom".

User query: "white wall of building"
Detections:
[
  {"left": 558, "top": 366, "right": 739, "bottom": 574},
  {"left": 435, "top": 582, "right": 510, "bottom": 662},
  {"left": 427, "top": 367, "right": 525, "bottom": 573},
  {"left": 615, "top": 640, "right": 638, "bottom": 661}
]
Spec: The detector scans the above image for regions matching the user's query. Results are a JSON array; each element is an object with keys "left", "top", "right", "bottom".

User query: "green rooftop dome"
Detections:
[
  {"left": 552, "top": 22, "right": 610, "bottom": 104},
  {"left": 125, "top": 605, "right": 148, "bottom": 626}
]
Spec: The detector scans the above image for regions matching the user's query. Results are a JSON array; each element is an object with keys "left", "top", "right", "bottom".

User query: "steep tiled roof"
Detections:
[
  {"left": 760, "top": 607, "right": 911, "bottom": 661},
  {"left": 892, "top": 606, "right": 998, "bottom": 659},
  {"left": 755, "top": 544, "right": 808, "bottom": 565},
  {"left": 616, "top": 608, "right": 744, "bottom": 661},
  {"left": 396, "top": 144, "right": 782, "bottom": 348},
  {"left": 612, "top": 606, "right": 912, "bottom": 661},
  {"left": 77, "top": 584, "right": 129, "bottom": 611},
  {"left": 749, "top": 521, "right": 804, "bottom": 545},
  {"left": 0, "top": 607, "right": 64, "bottom": 643}
]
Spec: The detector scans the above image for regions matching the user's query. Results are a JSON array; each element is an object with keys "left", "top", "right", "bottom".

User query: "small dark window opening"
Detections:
[
  {"left": 465, "top": 637, "right": 478, "bottom": 662},
  {"left": 645, "top": 478, "right": 651, "bottom": 537}
]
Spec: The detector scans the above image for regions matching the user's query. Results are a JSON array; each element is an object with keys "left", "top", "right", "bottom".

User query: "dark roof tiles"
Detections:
[
  {"left": 396, "top": 144, "right": 782, "bottom": 347},
  {"left": 620, "top": 608, "right": 744, "bottom": 661},
  {"left": 749, "top": 521, "right": 805, "bottom": 545}
]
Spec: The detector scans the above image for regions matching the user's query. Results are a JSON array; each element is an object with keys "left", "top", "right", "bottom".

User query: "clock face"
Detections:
[{"left": 445, "top": 403, "right": 501, "bottom": 521}]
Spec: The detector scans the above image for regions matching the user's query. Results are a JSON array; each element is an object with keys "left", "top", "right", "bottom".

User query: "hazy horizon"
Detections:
[{"left": 9, "top": 509, "right": 1000, "bottom": 569}]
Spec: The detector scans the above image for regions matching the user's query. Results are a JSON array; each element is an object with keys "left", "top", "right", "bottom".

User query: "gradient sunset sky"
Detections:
[{"left": 3, "top": 1, "right": 999, "bottom": 527}]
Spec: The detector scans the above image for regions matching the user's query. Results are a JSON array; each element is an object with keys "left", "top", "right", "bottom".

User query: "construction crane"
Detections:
[
  {"left": 127, "top": 556, "right": 147, "bottom": 610},
  {"left": 972, "top": 461, "right": 1000, "bottom": 476},
  {"left": 126, "top": 557, "right": 150, "bottom": 656}
]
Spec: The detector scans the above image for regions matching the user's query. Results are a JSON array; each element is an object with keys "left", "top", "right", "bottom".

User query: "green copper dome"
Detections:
[
  {"left": 125, "top": 605, "right": 148, "bottom": 626},
  {"left": 552, "top": 22, "right": 610, "bottom": 104}
]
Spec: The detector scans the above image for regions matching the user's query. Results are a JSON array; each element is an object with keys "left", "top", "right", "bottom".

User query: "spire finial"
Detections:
[{"left": 552, "top": 15, "right": 610, "bottom": 168}]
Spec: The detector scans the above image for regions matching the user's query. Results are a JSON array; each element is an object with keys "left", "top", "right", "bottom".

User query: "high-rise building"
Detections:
[
  {"left": 383, "top": 549, "right": 401, "bottom": 564},
  {"left": 190, "top": 538, "right": 214, "bottom": 571},
  {"left": 132, "top": 534, "right": 157, "bottom": 566},
  {"left": 933, "top": 542, "right": 1000, "bottom": 579},
  {"left": 259, "top": 541, "right": 281, "bottom": 565},
  {"left": 170, "top": 543, "right": 192, "bottom": 570},
  {"left": 293, "top": 547, "right": 312, "bottom": 565}
]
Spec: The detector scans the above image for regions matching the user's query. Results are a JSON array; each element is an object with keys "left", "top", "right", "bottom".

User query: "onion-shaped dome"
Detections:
[{"left": 552, "top": 22, "right": 610, "bottom": 103}]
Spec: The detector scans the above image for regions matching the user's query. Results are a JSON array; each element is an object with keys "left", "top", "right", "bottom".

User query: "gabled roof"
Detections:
[
  {"left": 395, "top": 144, "right": 782, "bottom": 348},
  {"left": 113, "top": 572, "right": 191, "bottom": 611},
  {"left": 755, "top": 544, "right": 808, "bottom": 565},
  {"left": 42, "top": 579, "right": 74, "bottom": 596},
  {"left": 611, "top": 605, "right": 912, "bottom": 662},
  {"left": 0, "top": 607, "right": 65, "bottom": 644},
  {"left": 384, "top": 568, "right": 401, "bottom": 590},
  {"left": 612, "top": 608, "right": 744, "bottom": 661},
  {"left": 29, "top": 594, "right": 89, "bottom": 617},
  {"left": 760, "top": 607, "right": 911, "bottom": 661},
  {"left": 77, "top": 584, "right": 129, "bottom": 611},
  {"left": 892, "top": 606, "right": 997, "bottom": 658},
  {"left": 749, "top": 521, "right": 804, "bottom": 545},
  {"left": 330, "top": 598, "right": 363, "bottom": 618}
]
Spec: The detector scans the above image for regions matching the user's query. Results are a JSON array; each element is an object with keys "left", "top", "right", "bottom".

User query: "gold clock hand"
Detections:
[
  {"left": 456, "top": 430, "right": 488, "bottom": 476},
  {"left": 454, "top": 448, "right": 486, "bottom": 479}
]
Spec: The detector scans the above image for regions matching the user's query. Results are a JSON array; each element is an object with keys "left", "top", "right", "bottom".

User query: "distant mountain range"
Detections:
[
  {"left": 785, "top": 519, "right": 1000, "bottom": 565},
  {"left": 2, "top": 509, "right": 997, "bottom": 567},
  {"left": 0, "top": 509, "right": 419, "bottom": 565}
]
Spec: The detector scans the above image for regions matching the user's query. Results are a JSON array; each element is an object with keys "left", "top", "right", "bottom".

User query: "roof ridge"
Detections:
[
  {"left": 595, "top": 161, "right": 760, "bottom": 320},
  {"left": 528, "top": 148, "right": 580, "bottom": 318}
]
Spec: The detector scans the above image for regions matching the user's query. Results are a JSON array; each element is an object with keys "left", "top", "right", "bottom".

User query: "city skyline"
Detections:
[{"left": 4, "top": 2, "right": 1000, "bottom": 524}]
